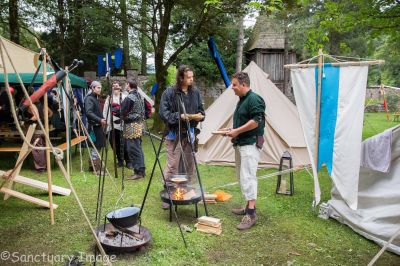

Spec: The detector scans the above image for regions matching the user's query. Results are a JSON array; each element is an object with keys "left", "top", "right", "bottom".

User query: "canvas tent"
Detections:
[
  {"left": 0, "top": 35, "right": 87, "bottom": 88},
  {"left": 328, "top": 125, "right": 400, "bottom": 254},
  {"left": 138, "top": 88, "right": 154, "bottom": 106},
  {"left": 197, "top": 61, "right": 310, "bottom": 168}
]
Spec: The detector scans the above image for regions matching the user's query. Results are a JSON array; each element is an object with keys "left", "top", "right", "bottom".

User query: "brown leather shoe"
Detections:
[
  {"left": 231, "top": 207, "right": 246, "bottom": 215},
  {"left": 236, "top": 214, "right": 256, "bottom": 230},
  {"left": 127, "top": 173, "right": 144, "bottom": 180}
]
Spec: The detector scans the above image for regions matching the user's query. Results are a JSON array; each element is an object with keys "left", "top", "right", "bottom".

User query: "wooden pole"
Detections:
[
  {"left": 381, "top": 84, "right": 390, "bottom": 121},
  {"left": 284, "top": 59, "right": 385, "bottom": 69},
  {"left": 43, "top": 50, "right": 55, "bottom": 225},
  {"left": 314, "top": 49, "right": 323, "bottom": 198},
  {"left": 382, "top": 84, "right": 400, "bottom": 90},
  {"left": 65, "top": 66, "right": 71, "bottom": 178}
]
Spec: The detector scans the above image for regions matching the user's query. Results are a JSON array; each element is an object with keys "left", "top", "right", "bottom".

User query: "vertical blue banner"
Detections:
[
  {"left": 208, "top": 36, "right": 231, "bottom": 88},
  {"left": 315, "top": 64, "right": 340, "bottom": 174}
]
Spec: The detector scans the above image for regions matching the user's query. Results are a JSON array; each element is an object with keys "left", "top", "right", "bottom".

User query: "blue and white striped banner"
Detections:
[{"left": 291, "top": 64, "right": 369, "bottom": 210}]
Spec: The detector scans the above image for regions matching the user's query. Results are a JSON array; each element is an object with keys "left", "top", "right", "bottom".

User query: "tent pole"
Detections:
[
  {"left": 368, "top": 225, "right": 400, "bottom": 265},
  {"left": 65, "top": 66, "right": 71, "bottom": 178},
  {"left": 313, "top": 49, "right": 323, "bottom": 207},
  {"left": 381, "top": 84, "right": 390, "bottom": 121},
  {"left": 43, "top": 49, "right": 55, "bottom": 225},
  {"left": 284, "top": 59, "right": 384, "bottom": 69}
]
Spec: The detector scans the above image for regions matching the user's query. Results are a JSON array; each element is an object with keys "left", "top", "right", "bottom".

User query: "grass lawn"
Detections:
[{"left": 0, "top": 113, "right": 399, "bottom": 265}]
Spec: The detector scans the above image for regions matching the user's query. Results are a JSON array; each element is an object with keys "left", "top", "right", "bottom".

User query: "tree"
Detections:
[
  {"left": 9, "top": 0, "right": 19, "bottom": 44},
  {"left": 56, "top": 0, "right": 66, "bottom": 67},
  {"left": 34, "top": 1, "right": 122, "bottom": 74},
  {"left": 125, "top": 0, "right": 252, "bottom": 130},
  {"left": 120, "top": 0, "right": 131, "bottom": 72},
  {"left": 235, "top": 15, "right": 244, "bottom": 72},
  {"left": 139, "top": 0, "right": 149, "bottom": 75},
  {"left": 175, "top": 18, "right": 247, "bottom": 83},
  {"left": 288, "top": 0, "right": 400, "bottom": 86}
]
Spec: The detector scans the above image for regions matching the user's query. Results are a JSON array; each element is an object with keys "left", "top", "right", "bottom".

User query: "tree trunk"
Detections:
[
  {"left": 9, "top": 0, "right": 19, "bottom": 44},
  {"left": 57, "top": 0, "right": 65, "bottom": 67},
  {"left": 283, "top": 16, "right": 289, "bottom": 96},
  {"left": 329, "top": 30, "right": 341, "bottom": 55},
  {"left": 152, "top": 1, "right": 173, "bottom": 131},
  {"left": 70, "top": 0, "right": 83, "bottom": 73},
  {"left": 152, "top": 55, "right": 168, "bottom": 132},
  {"left": 139, "top": 0, "right": 148, "bottom": 75},
  {"left": 140, "top": 41, "right": 147, "bottom": 75},
  {"left": 235, "top": 15, "right": 244, "bottom": 73},
  {"left": 120, "top": 0, "right": 131, "bottom": 73}
]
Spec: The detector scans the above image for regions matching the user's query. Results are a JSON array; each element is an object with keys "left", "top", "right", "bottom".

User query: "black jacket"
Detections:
[
  {"left": 159, "top": 86, "right": 205, "bottom": 132},
  {"left": 121, "top": 90, "right": 145, "bottom": 123},
  {"left": 84, "top": 92, "right": 103, "bottom": 126}
]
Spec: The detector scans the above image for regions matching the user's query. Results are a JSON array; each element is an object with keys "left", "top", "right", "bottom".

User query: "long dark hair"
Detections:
[{"left": 175, "top": 65, "right": 192, "bottom": 90}]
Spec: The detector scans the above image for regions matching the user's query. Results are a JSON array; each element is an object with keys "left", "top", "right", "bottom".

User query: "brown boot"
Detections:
[
  {"left": 93, "top": 159, "right": 102, "bottom": 173},
  {"left": 127, "top": 173, "right": 144, "bottom": 180},
  {"left": 236, "top": 214, "right": 256, "bottom": 230},
  {"left": 231, "top": 207, "right": 246, "bottom": 215},
  {"left": 88, "top": 159, "right": 94, "bottom": 171}
]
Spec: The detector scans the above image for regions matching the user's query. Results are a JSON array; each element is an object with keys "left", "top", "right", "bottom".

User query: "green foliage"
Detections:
[
  {"left": 175, "top": 39, "right": 236, "bottom": 83},
  {"left": 368, "top": 35, "right": 400, "bottom": 86},
  {"left": 364, "top": 98, "right": 381, "bottom": 106},
  {"left": 175, "top": 17, "right": 251, "bottom": 82},
  {"left": 144, "top": 66, "right": 177, "bottom": 91},
  {"left": 286, "top": 0, "right": 399, "bottom": 88},
  {"left": 386, "top": 93, "right": 400, "bottom": 112}
]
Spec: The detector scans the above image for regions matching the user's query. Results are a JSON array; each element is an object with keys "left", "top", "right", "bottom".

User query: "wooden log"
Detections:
[
  {"left": 0, "top": 171, "right": 71, "bottom": 196},
  {"left": 204, "top": 193, "right": 217, "bottom": 200},
  {"left": 0, "top": 188, "right": 58, "bottom": 209},
  {"left": 197, "top": 216, "right": 221, "bottom": 227},
  {"left": 195, "top": 223, "right": 222, "bottom": 235}
]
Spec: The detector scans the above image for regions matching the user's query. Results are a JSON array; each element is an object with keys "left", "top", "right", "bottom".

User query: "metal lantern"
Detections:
[{"left": 276, "top": 151, "right": 294, "bottom": 195}]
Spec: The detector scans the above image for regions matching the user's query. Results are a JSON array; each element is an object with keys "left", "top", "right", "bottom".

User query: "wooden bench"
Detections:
[
  {"left": 0, "top": 136, "right": 87, "bottom": 153},
  {"left": 56, "top": 136, "right": 87, "bottom": 151},
  {"left": 0, "top": 147, "right": 22, "bottom": 152}
]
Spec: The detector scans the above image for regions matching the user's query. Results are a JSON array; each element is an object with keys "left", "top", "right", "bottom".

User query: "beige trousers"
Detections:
[
  {"left": 235, "top": 144, "right": 260, "bottom": 201},
  {"left": 164, "top": 139, "right": 194, "bottom": 178}
]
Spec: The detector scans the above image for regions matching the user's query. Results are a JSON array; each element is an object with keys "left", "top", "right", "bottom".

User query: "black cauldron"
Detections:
[{"left": 106, "top": 206, "right": 140, "bottom": 229}]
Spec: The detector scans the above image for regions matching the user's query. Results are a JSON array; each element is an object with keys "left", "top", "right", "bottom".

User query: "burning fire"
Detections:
[{"left": 173, "top": 187, "right": 186, "bottom": 200}]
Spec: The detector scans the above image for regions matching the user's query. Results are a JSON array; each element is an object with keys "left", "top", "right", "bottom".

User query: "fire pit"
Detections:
[
  {"left": 160, "top": 186, "right": 202, "bottom": 222},
  {"left": 96, "top": 223, "right": 151, "bottom": 253}
]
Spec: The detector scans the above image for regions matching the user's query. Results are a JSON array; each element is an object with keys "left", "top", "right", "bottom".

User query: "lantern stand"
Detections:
[{"left": 276, "top": 151, "right": 294, "bottom": 195}]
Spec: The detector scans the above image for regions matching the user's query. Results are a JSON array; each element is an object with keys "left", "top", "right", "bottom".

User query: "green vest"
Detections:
[{"left": 232, "top": 90, "right": 266, "bottom": 146}]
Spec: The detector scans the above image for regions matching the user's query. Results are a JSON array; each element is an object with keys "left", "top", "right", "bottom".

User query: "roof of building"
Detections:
[{"left": 245, "top": 15, "right": 285, "bottom": 52}]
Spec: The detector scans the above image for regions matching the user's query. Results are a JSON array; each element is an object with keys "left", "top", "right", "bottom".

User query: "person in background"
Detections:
[
  {"left": 0, "top": 86, "right": 14, "bottom": 124},
  {"left": 226, "top": 71, "right": 266, "bottom": 230},
  {"left": 103, "top": 81, "right": 128, "bottom": 167},
  {"left": 84, "top": 81, "right": 106, "bottom": 173},
  {"left": 121, "top": 79, "right": 146, "bottom": 180}
]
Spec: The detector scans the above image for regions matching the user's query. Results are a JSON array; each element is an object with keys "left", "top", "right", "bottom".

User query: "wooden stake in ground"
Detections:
[
  {"left": 312, "top": 49, "right": 323, "bottom": 207},
  {"left": 42, "top": 50, "right": 55, "bottom": 225},
  {"left": 380, "top": 84, "right": 390, "bottom": 121},
  {"left": 65, "top": 66, "right": 71, "bottom": 178}
]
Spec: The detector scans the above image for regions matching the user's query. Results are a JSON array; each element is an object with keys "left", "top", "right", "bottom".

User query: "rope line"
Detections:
[
  {"left": 0, "top": 39, "right": 111, "bottom": 265},
  {"left": 211, "top": 165, "right": 309, "bottom": 189}
]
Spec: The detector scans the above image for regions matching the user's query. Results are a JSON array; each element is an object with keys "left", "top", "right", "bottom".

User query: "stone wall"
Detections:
[
  {"left": 366, "top": 86, "right": 400, "bottom": 111},
  {"left": 84, "top": 71, "right": 149, "bottom": 92},
  {"left": 195, "top": 78, "right": 226, "bottom": 109}
]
